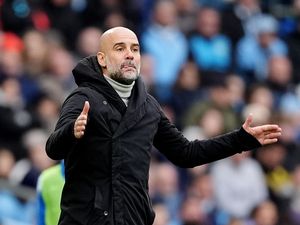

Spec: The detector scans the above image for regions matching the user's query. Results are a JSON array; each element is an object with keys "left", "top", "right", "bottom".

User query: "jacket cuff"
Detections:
[{"left": 237, "top": 127, "right": 262, "bottom": 151}]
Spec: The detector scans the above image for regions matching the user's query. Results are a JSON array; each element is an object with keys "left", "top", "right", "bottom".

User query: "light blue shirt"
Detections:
[
  {"left": 236, "top": 35, "right": 288, "bottom": 81},
  {"left": 189, "top": 34, "right": 231, "bottom": 72},
  {"left": 141, "top": 24, "right": 188, "bottom": 101}
]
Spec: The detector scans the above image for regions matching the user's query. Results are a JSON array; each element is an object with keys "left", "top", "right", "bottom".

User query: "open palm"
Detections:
[{"left": 242, "top": 114, "right": 282, "bottom": 145}]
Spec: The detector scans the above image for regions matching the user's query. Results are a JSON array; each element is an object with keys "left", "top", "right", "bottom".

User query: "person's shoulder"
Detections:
[
  {"left": 64, "top": 86, "right": 102, "bottom": 103},
  {"left": 146, "top": 93, "right": 159, "bottom": 104},
  {"left": 68, "top": 86, "right": 94, "bottom": 96},
  {"left": 146, "top": 94, "right": 162, "bottom": 113},
  {"left": 37, "top": 164, "right": 63, "bottom": 191},
  {"left": 39, "top": 164, "right": 62, "bottom": 180}
]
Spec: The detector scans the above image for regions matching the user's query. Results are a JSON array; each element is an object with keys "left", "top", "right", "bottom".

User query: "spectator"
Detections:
[
  {"left": 0, "top": 148, "right": 15, "bottom": 179},
  {"left": 0, "top": 149, "right": 35, "bottom": 225},
  {"left": 187, "top": 173, "right": 218, "bottom": 224},
  {"left": 42, "top": 0, "right": 82, "bottom": 50},
  {"left": 180, "top": 194, "right": 214, "bottom": 225},
  {"left": 242, "top": 103, "right": 271, "bottom": 127},
  {"left": 287, "top": 16, "right": 300, "bottom": 83},
  {"left": 139, "top": 54, "right": 155, "bottom": 94},
  {"left": 38, "top": 46, "right": 76, "bottom": 103},
  {"left": 199, "top": 107, "right": 226, "bottom": 138},
  {"left": 225, "top": 74, "right": 246, "bottom": 114},
  {"left": 141, "top": 0, "right": 188, "bottom": 103},
  {"left": 248, "top": 201, "right": 279, "bottom": 225},
  {"left": 245, "top": 84, "right": 274, "bottom": 111},
  {"left": 175, "top": 0, "right": 199, "bottom": 35},
  {"left": 0, "top": 77, "right": 36, "bottom": 158},
  {"left": 37, "top": 161, "right": 65, "bottom": 225},
  {"left": 152, "top": 163, "right": 182, "bottom": 225},
  {"left": 22, "top": 29, "right": 49, "bottom": 77},
  {"left": 211, "top": 152, "right": 268, "bottom": 219},
  {"left": 266, "top": 56, "right": 293, "bottom": 108},
  {"left": 152, "top": 203, "right": 175, "bottom": 225},
  {"left": 169, "top": 61, "right": 204, "bottom": 129},
  {"left": 10, "top": 129, "right": 55, "bottom": 188},
  {"left": 255, "top": 143, "right": 293, "bottom": 222},
  {"left": 183, "top": 80, "right": 240, "bottom": 133},
  {"left": 289, "top": 164, "right": 300, "bottom": 225},
  {"left": 81, "top": 0, "right": 141, "bottom": 32},
  {"left": 31, "top": 94, "right": 61, "bottom": 134},
  {"left": 189, "top": 7, "right": 232, "bottom": 76},
  {"left": 221, "top": 0, "right": 262, "bottom": 49},
  {"left": 0, "top": 36, "right": 42, "bottom": 105},
  {"left": 277, "top": 115, "right": 300, "bottom": 171},
  {"left": 75, "top": 26, "right": 103, "bottom": 58},
  {"left": 236, "top": 14, "right": 288, "bottom": 83}
]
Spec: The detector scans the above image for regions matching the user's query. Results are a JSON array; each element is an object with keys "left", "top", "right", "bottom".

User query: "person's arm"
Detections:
[
  {"left": 153, "top": 112, "right": 281, "bottom": 168},
  {"left": 46, "top": 93, "right": 89, "bottom": 160}
]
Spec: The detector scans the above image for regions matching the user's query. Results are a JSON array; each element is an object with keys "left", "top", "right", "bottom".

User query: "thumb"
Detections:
[
  {"left": 81, "top": 101, "right": 90, "bottom": 115},
  {"left": 242, "top": 113, "right": 253, "bottom": 130}
]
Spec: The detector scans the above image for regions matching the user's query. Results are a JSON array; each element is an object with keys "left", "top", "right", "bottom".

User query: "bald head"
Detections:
[
  {"left": 97, "top": 27, "right": 141, "bottom": 84},
  {"left": 98, "top": 27, "right": 138, "bottom": 53}
]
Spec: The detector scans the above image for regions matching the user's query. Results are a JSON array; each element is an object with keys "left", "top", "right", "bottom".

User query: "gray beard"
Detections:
[{"left": 109, "top": 71, "right": 138, "bottom": 85}]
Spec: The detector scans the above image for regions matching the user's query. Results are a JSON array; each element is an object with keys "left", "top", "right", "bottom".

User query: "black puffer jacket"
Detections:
[{"left": 46, "top": 56, "right": 261, "bottom": 225}]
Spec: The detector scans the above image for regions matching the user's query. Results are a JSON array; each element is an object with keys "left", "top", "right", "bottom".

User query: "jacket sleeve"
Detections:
[
  {"left": 153, "top": 111, "right": 262, "bottom": 168},
  {"left": 46, "top": 92, "right": 88, "bottom": 160}
]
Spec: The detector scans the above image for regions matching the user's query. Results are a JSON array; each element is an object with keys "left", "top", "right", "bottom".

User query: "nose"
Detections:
[{"left": 125, "top": 49, "right": 134, "bottom": 60}]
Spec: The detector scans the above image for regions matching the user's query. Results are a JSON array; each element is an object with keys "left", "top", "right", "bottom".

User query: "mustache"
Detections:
[{"left": 121, "top": 61, "right": 136, "bottom": 69}]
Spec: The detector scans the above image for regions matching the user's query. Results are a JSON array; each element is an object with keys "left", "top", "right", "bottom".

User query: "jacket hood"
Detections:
[
  {"left": 72, "top": 55, "right": 105, "bottom": 87},
  {"left": 72, "top": 56, "right": 147, "bottom": 115}
]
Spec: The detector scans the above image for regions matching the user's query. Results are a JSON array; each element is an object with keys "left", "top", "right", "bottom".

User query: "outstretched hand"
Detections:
[
  {"left": 74, "top": 101, "right": 90, "bottom": 139},
  {"left": 242, "top": 114, "right": 282, "bottom": 145}
]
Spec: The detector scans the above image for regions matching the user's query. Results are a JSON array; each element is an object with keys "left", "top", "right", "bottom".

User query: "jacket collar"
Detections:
[{"left": 72, "top": 55, "right": 147, "bottom": 116}]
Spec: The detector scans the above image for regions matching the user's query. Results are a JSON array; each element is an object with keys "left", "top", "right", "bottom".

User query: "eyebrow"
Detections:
[{"left": 113, "top": 42, "right": 140, "bottom": 48}]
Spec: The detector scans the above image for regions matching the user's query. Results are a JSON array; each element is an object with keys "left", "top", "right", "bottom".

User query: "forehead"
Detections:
[{"left": 108, "top": 30, "right": 139, "bottom": 46}]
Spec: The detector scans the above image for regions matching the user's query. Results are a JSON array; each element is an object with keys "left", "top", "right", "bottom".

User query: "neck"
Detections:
[{"left": 104, "top": 75, "right": 135, "bottom": 106}]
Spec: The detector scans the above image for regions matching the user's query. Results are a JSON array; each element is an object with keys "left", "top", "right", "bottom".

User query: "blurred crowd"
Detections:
[{"left": 1, "top": 0, "right": 300, "bottom": 225}]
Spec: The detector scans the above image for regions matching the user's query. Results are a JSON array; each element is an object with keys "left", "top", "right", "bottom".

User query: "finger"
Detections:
[
  {"left": 265, "top": 132, "right": 281, "bottom": 139},
  {"left": 74, "top": 131, "right": 84, "bottom": 139},
  {"left": 261, "top": 125, "right": 281, "bottom": 132},
  {"left": 263, "top": 138, "right": 278, "bottom": 145},
  {"left": 81, "top": 101, "right": 90, "bottom": 116},
  {"left": 74, "top": 122, "right": 86, "bottom": 138},
  {"left": 75, "top": 125, "right": 86, "bottom": 132},
  {"left": 76, "top": 120, "right": 87, "bottom": 126},
  {"left": 243, "top": 113, "right": 253, "bottom": 129},
  {"left": 77, "top": 115, "right": 88, "bottom": 121}
]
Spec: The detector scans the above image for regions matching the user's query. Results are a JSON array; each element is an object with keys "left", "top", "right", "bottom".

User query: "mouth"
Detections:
[{"left": 121, "top": 64, "right": 136, "bottom": 71}]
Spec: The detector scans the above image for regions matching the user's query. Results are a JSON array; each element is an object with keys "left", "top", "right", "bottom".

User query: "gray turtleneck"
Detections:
[{"left": 104, "top": 75, "right": 135, "bottom": 107}]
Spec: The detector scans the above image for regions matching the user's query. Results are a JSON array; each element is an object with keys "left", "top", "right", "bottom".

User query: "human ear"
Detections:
[{"left": 97, "top": 52, "right": 106, "bottom": 68}]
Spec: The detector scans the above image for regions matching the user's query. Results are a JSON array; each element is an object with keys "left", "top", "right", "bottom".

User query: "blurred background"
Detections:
[{"left": 1, "top": 0, "right": 300, "bottom": 224}]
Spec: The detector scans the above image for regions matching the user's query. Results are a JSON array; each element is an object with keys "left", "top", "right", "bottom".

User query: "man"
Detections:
[
  {"left": 46, "top": 27, "right": 281, "bottom": 225},
  {"left": 37, "top": 161, "right": 65, "bottom": 225}
]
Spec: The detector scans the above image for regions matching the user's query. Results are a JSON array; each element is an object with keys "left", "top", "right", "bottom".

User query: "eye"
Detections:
[
  {"left": 116, "top": 48, "right": 124, "bottom": 51},
  {"left": 132, "top": 47, "right": 140, "bottom": 52}
]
